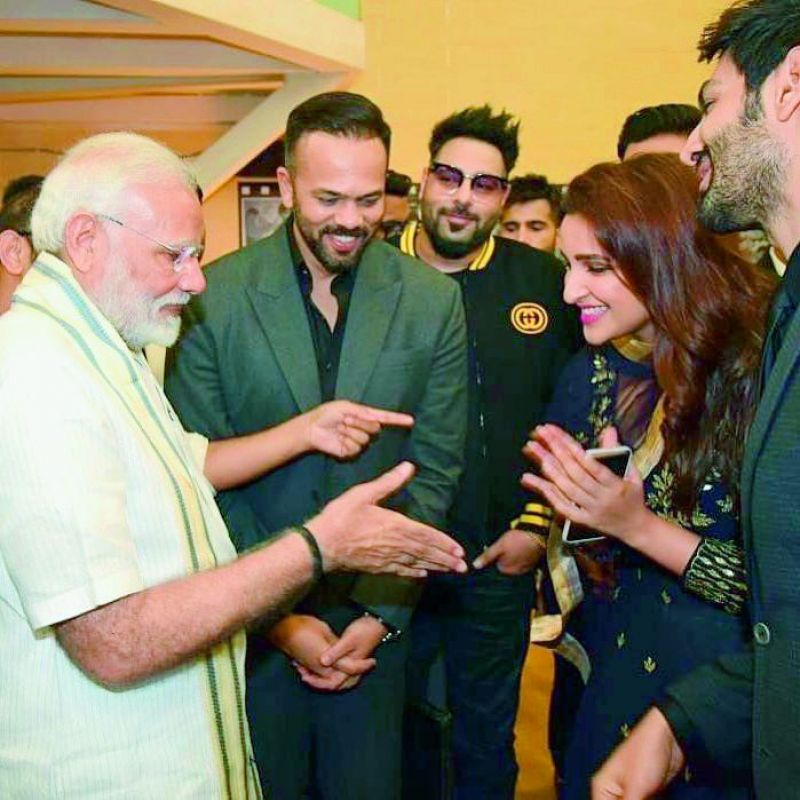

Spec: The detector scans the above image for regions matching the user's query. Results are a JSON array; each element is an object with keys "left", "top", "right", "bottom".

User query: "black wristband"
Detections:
[{"left": 294, "top": 525, "right": 323, "bottom": 584}]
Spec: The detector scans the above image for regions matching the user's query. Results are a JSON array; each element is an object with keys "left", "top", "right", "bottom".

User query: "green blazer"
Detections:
[
  {"left": 665, "top": 285, "right": 800, "bottom": 796},
  {"left": 165, "top": 224, "right": 467, "bottom": 631}
]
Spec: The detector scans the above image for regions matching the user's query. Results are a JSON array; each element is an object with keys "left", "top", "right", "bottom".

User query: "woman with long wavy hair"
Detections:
[{"left": 520, "top": 153, "right": 776, "bottom": 799}]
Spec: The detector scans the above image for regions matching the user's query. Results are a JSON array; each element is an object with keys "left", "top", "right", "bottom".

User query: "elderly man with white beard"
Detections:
[{"left": 0, "top": 131, "right": 467, "bottom": 799}]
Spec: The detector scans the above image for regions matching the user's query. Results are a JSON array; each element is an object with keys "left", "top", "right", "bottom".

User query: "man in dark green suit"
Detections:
[
  {"left": 592, "top": 2, "right": 800, "bottom": 798},
  {"left": 166, "top": 93, "right": 466, "bottom": 800}
]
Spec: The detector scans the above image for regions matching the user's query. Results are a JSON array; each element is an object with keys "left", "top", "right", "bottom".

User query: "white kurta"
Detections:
[{"left": 0, "top": 253, "right": 259, "bottom": 799}]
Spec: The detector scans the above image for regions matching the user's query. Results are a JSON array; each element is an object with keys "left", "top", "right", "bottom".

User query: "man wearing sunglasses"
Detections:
[
  {"left": 390, "top": 105, "right": 580, "bottom": 800},
  {"left": 0, "top": 174, "right": 42, "bottom": 314}
]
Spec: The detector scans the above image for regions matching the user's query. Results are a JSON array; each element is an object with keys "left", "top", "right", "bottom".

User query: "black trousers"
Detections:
[
  {"left": 247, "top": 633, "right": 408, "bottom": 800},
  {"left": 407, "top": 566, "right": 536, "bottom": 800}
]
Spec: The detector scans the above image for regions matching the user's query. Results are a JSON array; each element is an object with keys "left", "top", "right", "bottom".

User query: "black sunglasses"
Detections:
[{"left": 429, "top": 162, "right": 509, "bottom": 198}]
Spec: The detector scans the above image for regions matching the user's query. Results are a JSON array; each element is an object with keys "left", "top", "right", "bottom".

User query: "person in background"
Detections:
[
  {"left": 498, "top": 173, "right": 561, "bottom": 253},
  {"left": 391, "top": 104, "right": 579, "bottom": 800},
  {"left": 166, "top": 92, "right": 467, "bottom": 800},
  {"left": 522, "top": 154, "right": 774, "bottom": 799},
  {"left": 617, "top": 103, "right": 702, "bottom": 160},
  {"left": 0, "top": 175, "right": 42, "bottom": 313},
  {"left": 618, "top": 101, "right": 782, "bottom": 275},
  {"left": 593, "top": 1, "right": 800, "bottom": 796},
  {"left": 380, "top": 168, "right": 413, "bottom": 240},
  {"left": 0, "top": 131, "right": 467, "bottom": 799}
]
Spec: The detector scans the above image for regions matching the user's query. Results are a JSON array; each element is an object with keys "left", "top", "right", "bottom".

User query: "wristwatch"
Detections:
[{"left": 361, "top": 610, "right": 402, "bottom": 644}]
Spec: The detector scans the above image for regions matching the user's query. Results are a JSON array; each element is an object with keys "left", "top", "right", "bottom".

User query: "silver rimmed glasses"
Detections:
[{"left": 97, "top": 213, "right": 203, "bottom": 272}]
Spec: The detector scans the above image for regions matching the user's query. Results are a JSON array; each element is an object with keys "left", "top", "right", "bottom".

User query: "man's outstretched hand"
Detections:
[{"left": 307, "top": 462, "right": 467, "bottom": 578}]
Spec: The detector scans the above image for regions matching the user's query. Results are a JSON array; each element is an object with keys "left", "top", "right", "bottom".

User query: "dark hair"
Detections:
[
  {"left": 617, "top": 104, "right": 701, "bottom": 159},
  {"left": 0, "top": 175, "right": 43, "bottom": 235},
  {"left": 564, "top": 153, "right": 776, "bottom": 513},
  {"left": 284, "top": 92, "right": 391, "bottom": 168},
  {"left": 505, "top": 173, "right": 562, "bottom": 222},
  {"left": 385, "top": 169, "right": 412, "bottom": 197},
  {"left": 699, "top": 0, "right": 800, "bottom": 93},
  {"left": 429, "top": 105, "right": 520, "bottom": 173}
]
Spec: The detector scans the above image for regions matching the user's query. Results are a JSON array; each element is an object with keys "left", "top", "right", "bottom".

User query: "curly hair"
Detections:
[
  {"left": 563, "top": 153, "right": 777, "bottom": 513},
  {"left": 428, "top": 105, "right": 520, "bottom": 173}
]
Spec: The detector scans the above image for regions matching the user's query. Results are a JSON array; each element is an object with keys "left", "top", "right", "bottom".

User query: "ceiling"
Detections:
[{"left": 0, "top": 0, "right": 365, "bottom": 194}]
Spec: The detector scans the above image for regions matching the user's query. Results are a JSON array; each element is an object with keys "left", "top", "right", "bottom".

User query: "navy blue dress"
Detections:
[{"left": 545, "top": 344, "right": 751, "bottom": 799}]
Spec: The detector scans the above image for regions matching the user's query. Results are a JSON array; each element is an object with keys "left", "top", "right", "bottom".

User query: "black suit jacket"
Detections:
[{"left": 665, "top": 251, "right": 800, "bottom": 797}]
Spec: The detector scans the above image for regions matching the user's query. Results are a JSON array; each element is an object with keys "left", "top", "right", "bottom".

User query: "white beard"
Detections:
[{"left": 92, "top": 254, "right": 188, "bottom": 350}]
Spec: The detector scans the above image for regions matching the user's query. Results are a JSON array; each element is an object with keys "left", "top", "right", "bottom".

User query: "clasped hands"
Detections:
[
  {"left": 268, "top": 612, "right": 388, "bottom": 692},
  {"left": 521, "top": 424, "right": 648, "bottom": 545}
]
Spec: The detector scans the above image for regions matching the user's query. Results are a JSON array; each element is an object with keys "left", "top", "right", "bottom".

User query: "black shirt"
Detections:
[
  {"left": 391, "top": 222, "right": 581, "bottom": 550},
  {"left": 288, "top": 225, "right": 356, "bottom": 401},
  {"left": 759, "top": 242, "right": 800, "bottom": 393}
]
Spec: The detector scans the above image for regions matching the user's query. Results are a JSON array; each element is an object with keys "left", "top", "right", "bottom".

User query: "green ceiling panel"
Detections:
[{"left": 315, "top": 0, "right": 361, "bottom": 20}]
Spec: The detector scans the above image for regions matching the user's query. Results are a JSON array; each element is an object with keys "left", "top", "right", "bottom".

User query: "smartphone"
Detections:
[{"left": 561, "top": 445, "right": 633, "bottom": 545}]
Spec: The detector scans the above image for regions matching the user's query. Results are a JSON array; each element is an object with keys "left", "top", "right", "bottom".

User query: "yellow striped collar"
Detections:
[{"left": 399, "top": 219, "right": 495, "bottom": 271}]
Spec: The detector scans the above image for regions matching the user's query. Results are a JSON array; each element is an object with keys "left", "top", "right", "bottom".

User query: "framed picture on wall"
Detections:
[{"left": 238, "top": 179, "right": 285, "bottom": 247}]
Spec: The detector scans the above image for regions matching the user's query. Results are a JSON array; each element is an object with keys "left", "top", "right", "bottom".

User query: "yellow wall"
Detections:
[
  {"left": 351, "top": 0, "right": 730, "bottom": 184},
  {"left": 211, "top": 0, "right": 730, "bottom": 254},
  {"left": 1, "top": 0, "right": 732, "bottom": 262},
  {"left": 203, "top": 177, "right": 242, "bottom": 263}
]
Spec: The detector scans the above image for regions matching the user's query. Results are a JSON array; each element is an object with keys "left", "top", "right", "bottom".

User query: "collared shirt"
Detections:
[
  {"left": 780, "top": 241, "right": 800, "bottom": 309},
  {"left": 288, "top": 225, "right": 356, "bottom": 401},
  {"left": 0, "top": 253, "right": 258, "bottom": 799},
  {"left": 769, "top": 246, "right": 787, "bottom": 277}
]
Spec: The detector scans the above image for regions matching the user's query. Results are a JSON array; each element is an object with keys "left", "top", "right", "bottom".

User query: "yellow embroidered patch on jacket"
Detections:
[{"left": 510, "top": 302, "right": 548, "bottom": 335}]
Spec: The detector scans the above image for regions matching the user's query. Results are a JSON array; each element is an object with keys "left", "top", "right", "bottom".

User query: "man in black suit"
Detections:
[{"left": 592, "top": 2, "right": 800, "bottom": 798}]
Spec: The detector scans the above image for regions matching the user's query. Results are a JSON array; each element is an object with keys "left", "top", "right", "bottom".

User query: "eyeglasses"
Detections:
[
  {"left": 97, "top": 214, "right": 203, "bottom": 272},
  {"left": 428, "top": 162, "right": 509, "bottom": 200}
]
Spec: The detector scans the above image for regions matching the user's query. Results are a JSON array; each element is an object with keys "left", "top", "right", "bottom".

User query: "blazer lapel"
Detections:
[
  {"left": 742, "top": 305, "right": 800, "bottom": 530},
  {"left": 246, "top": 232, "right": 321, "bottom": 412},
  {"left": 336, "top": 244, "right": 402, "bottom": 401}
]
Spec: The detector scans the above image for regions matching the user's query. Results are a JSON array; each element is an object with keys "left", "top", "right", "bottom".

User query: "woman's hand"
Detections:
[
  {"left": 521, "top": 424, "right": 649, "bottom": 544},
  {"left": 302, "top": 400, "right": 414, "bottom": 460}
]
